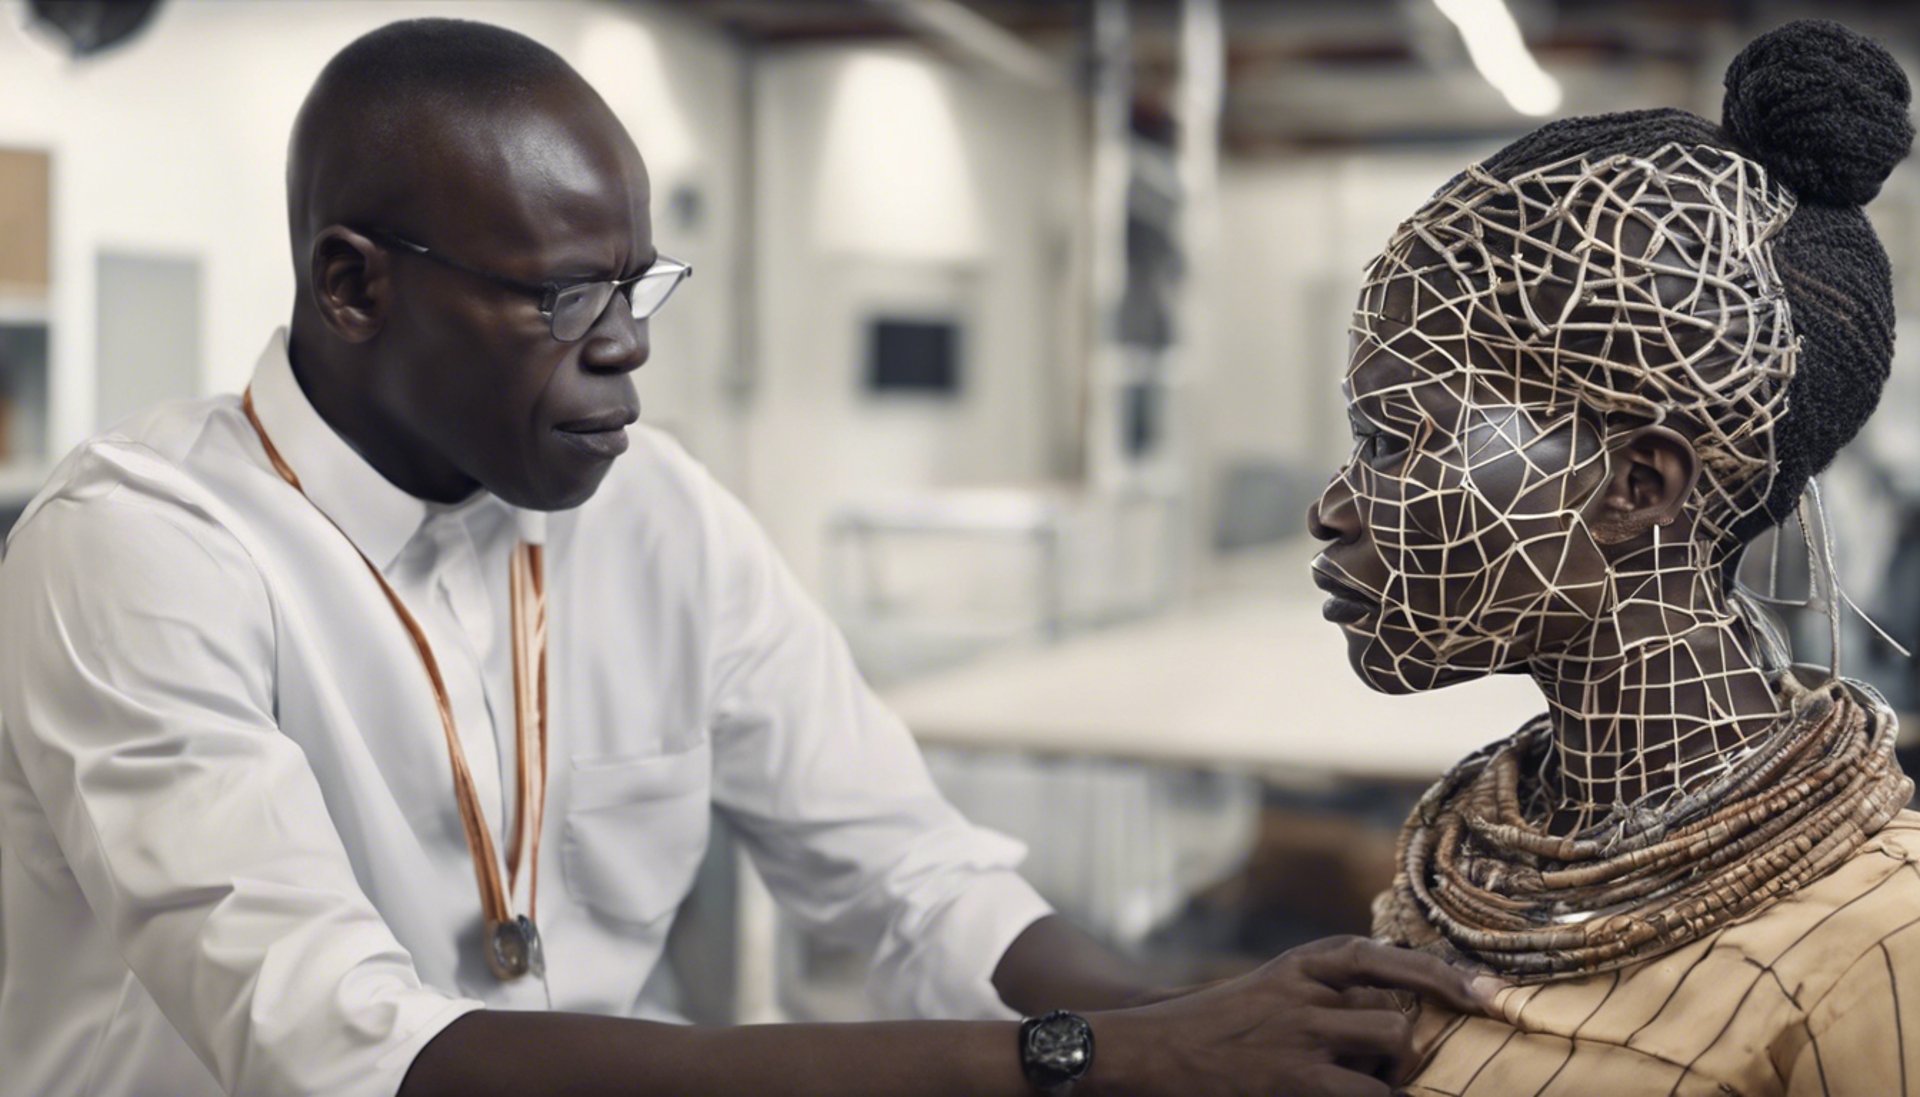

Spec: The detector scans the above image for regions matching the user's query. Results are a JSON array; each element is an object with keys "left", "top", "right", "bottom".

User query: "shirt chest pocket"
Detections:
[{"left": 561, "top": 741, "right": 713, "bottom": 927}]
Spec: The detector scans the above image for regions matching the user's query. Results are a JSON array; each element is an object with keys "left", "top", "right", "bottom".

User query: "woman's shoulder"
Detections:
[
  {"left": 1764, "top": 806, "right": 1920, "bottom": 912},
  {"left": 1744, "top": 810, "right": 1920, "bottom": 1086},
  {"left": 1821, "top": 808, "right": 1920, "bottom": 897},
  {"left": 1862, "top": 808, "right": 1920, "bottom": 855},
  {"left": 1713, "top": 808, "right": 1920, "bottom": 999}
]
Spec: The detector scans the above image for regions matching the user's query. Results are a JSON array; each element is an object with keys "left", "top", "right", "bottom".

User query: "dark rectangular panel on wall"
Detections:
[
  {"left": 866, "top": 317, "right": 960, "bottom": 395},
  {"left": 0, "top": 324, "right": 49, "bottom": 466}
]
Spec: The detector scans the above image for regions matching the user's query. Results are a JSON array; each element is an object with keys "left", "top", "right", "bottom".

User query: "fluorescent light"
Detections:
[
  {"left": 576, "top": 14, "right": 700, "bottom": 186},
  {"left": 1433, "top": 0, "right": 1563, "bottom": 117},
  {"left": 814, "top": 50, "right": 984, "bottom": 262}
]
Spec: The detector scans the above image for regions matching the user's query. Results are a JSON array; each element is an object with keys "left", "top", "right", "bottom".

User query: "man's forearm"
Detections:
[
  {"left": 400, "top": 933, "right": 1501, "bottom": 1097},
  {"left": 991, "top": 915, "right": 1169, "bottom": 1015},
  {"left": 400, "top": 917, "right": 1154, "bottom": 1097},
  {"left": 400, "top": 1010, "right": 1036, "bottom": 1097}
]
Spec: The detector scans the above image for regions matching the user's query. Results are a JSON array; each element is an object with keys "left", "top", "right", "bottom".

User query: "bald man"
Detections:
[{"left": 0, "top": 19, "right": 1494, "bottom": 1097}]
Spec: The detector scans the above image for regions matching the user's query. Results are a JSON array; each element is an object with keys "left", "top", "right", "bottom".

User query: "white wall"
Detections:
[
  {"left": 744, "top": 44, "right": 1083, "bottom": 589},
  {"left": 1207, "top": 146, "right": 1498, "bottom": 484},
  {"left": 0, "top": 0, "right": 747, "bottom": 480}
]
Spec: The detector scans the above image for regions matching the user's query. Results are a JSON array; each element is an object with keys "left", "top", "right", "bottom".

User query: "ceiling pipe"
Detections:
[{"left": 862, "top": 0, "right": 1065, "bottom": 88}]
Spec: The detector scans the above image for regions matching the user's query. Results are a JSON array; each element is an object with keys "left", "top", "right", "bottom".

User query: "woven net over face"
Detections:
[
  {"left": 1322, "top": 143, "right": 1800, "bottom": 698},
  {"left": 1373, "top": 140, "right": 1797, "bottom": 554},
  {"left": 1344, "top": 143, "right": 1914, "bottom": 979}
]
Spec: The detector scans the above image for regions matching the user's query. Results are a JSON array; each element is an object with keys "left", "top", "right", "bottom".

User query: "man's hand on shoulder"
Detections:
[{"left": 1079, "top": 935, "right": 1504, "bottom": 1097}]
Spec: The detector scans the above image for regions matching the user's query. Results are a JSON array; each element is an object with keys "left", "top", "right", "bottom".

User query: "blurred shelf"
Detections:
[
  {"left": 0, "top": 294, "right": 49, "bottom": 326},
  {"left": 0, "top": 463, "right": 48, "bottom": 505}
]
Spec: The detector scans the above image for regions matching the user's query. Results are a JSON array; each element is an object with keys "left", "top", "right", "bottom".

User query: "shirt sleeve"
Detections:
[
  {"left": 0, "top": 484, "right": 481, "bottom": 1097},
  {"left": 695, "top": 470, "right": 1053, "bottom": 1021},
  {"left": 1780, "top": 917, "right": 1920, "bottom": 1097}
]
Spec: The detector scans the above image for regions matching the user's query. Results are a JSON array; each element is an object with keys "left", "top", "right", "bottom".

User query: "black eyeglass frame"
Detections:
[{"left": 360, "top": 227, "right": 692, "bottom": 342}]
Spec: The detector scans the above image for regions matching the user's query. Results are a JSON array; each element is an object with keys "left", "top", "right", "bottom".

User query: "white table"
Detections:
[
  {"left": 738, "top": 564, "right": 1546, "bottom": 1023},
  {"left": 881, "top": 566, "right": 1547, "bottom": 785}
]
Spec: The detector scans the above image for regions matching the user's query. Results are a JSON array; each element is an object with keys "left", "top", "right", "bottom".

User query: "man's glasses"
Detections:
[{"left": 363, "top": 228, "right": 691, "bottom": 343}]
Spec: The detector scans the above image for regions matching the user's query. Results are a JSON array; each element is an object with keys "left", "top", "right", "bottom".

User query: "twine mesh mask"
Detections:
[{"left": 1312, "top": 142, "right": 1807, "bottom": 831}]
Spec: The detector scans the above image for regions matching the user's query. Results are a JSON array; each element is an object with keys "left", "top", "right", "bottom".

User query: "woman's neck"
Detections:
[{"left": 1526, "top": 530, "right": 1786, "bottom": 834}]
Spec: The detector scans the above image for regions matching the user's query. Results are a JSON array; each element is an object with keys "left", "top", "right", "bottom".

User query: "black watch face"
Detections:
[{"left": 1024, "top": 1012, "right": 1093, "bottom": 1085}]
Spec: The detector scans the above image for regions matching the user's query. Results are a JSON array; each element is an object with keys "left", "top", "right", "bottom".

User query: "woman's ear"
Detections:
[
  {"left": 1587, "top": 425, "right": 1701, "bottom": 545},
  {"left": 308, "top": 226, "right": 389, "bottom": 344}
]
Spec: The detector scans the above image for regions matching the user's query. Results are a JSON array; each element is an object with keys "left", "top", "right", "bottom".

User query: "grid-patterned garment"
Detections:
[{"left": 1402, "top": 810, "right": 1920, "bottom": 1096}]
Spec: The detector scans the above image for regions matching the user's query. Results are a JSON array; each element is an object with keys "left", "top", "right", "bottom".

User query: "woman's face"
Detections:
[
  {"left": 1307, "top": 145, "right": 1797, "bottom": 695},
  {"left": 1307, "top": 248, "right": 1616, "bottom": 694}
]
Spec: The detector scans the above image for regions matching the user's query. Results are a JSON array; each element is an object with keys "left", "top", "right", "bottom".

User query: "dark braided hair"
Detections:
[{"left": 1470, "top": 20, "right": 1913, "bottom": 550}]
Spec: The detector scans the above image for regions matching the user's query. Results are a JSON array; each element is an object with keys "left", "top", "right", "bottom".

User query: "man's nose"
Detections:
[
  {"left": 1307, "top": 472, "right": 1361, "bottom": 544},
  {"left": 580, "top": 307, "right": 649, "bottom": 374}
]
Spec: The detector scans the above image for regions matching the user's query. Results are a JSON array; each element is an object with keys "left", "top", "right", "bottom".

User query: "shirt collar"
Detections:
[{"left": 246, "top": 328, "right": 539, "bottom": 571}]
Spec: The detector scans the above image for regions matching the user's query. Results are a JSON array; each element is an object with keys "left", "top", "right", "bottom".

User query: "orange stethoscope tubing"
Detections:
[{"left": 242, "top": 388, "right": 549, "bottom": 980}]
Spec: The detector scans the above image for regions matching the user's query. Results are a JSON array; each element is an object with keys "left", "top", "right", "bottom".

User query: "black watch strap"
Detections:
[{"left": 1018, "top": 1010, "right": 1095, "bottom": 1091}]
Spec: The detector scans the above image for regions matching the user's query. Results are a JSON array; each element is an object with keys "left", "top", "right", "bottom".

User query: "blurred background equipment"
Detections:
[
  {"left": 25, "top": 0, "right": 162, "bottom": 57},
  {"left": 0, "top": 145, "right": 48, "bottom": 537},
  {"left": 5, "top": 0, "right": 1919, "bottom": 1025}
]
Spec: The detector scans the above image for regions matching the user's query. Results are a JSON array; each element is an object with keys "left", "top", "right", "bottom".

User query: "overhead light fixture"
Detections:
[
  {"left": 1432, "top": 0, "right": 1562, "bottom": 117},
  {"left": 576, "top": 14, "right": 700, "bottom": 188},
  {"left": 25, "top": 0, "right": 164, "bottom": 58},
  {"left": 814, "top": 50, "right": 984, "bottom": 263}
]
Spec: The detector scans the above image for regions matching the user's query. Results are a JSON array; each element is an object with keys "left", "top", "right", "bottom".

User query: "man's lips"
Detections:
[
  {"left": 553, "top": 407, "right": 639, "bottom": 460},
  {"left": 554, "top": 408, "right": 639, "bottom": 434},
  {"left": 1311, "top": 566, "right": 1379, "bottom": 626}
]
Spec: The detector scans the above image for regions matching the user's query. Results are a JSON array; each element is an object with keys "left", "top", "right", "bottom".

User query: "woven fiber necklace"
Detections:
[
  {"left": 1375, "top": 674, "right": 1912, "bottom": 982},
  {"left": 243, "top": 389, "right": 551, "bottom": 982}
]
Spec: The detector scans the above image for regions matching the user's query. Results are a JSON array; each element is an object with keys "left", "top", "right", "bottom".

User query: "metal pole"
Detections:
[
  {"left": 1172, "top": 0, "right": 1224, "bottom": 596},
  {"left": 1085, "top": 0, "right": 1131, "bottom": 489}
]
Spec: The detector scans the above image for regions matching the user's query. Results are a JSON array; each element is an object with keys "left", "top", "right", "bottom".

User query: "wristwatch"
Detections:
[{"left": 1018, "top": 1010, "right": 1095, "bottom": 1091}]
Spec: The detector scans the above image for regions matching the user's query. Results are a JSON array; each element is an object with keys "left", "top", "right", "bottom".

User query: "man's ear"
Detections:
[
  {"left": 308, "top": 226, "right": 389, "bottom": 344},
  {"left": 1587, "top": 425, "right": 1701, "bottom": 545}
]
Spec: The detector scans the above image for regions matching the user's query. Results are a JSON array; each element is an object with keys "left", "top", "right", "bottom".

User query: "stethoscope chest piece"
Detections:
[{"left": 487, "top": 914, "right": 546, "bottom": 981}]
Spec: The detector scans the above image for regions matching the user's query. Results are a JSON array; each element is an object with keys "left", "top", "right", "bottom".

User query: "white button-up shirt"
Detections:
[{"left": 0, "top": 331, "right": 1050, "bottom": 1097}]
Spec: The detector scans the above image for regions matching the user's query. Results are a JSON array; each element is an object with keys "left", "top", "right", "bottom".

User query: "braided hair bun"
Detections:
[
  {"left": 1439, "top": 20, "right": 1914, "bottom": 556},
  {"left": 1722, "top": 19, "right": 1914, "bottom": 207},
  {"left": 1724, "top": 24, "right": 1913, "bottom": 541}
]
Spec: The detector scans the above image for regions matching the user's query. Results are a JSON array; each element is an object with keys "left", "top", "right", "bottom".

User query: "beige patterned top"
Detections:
[{"left": 1402, "top": 810, "right": 1920, "bottom": 1096}]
